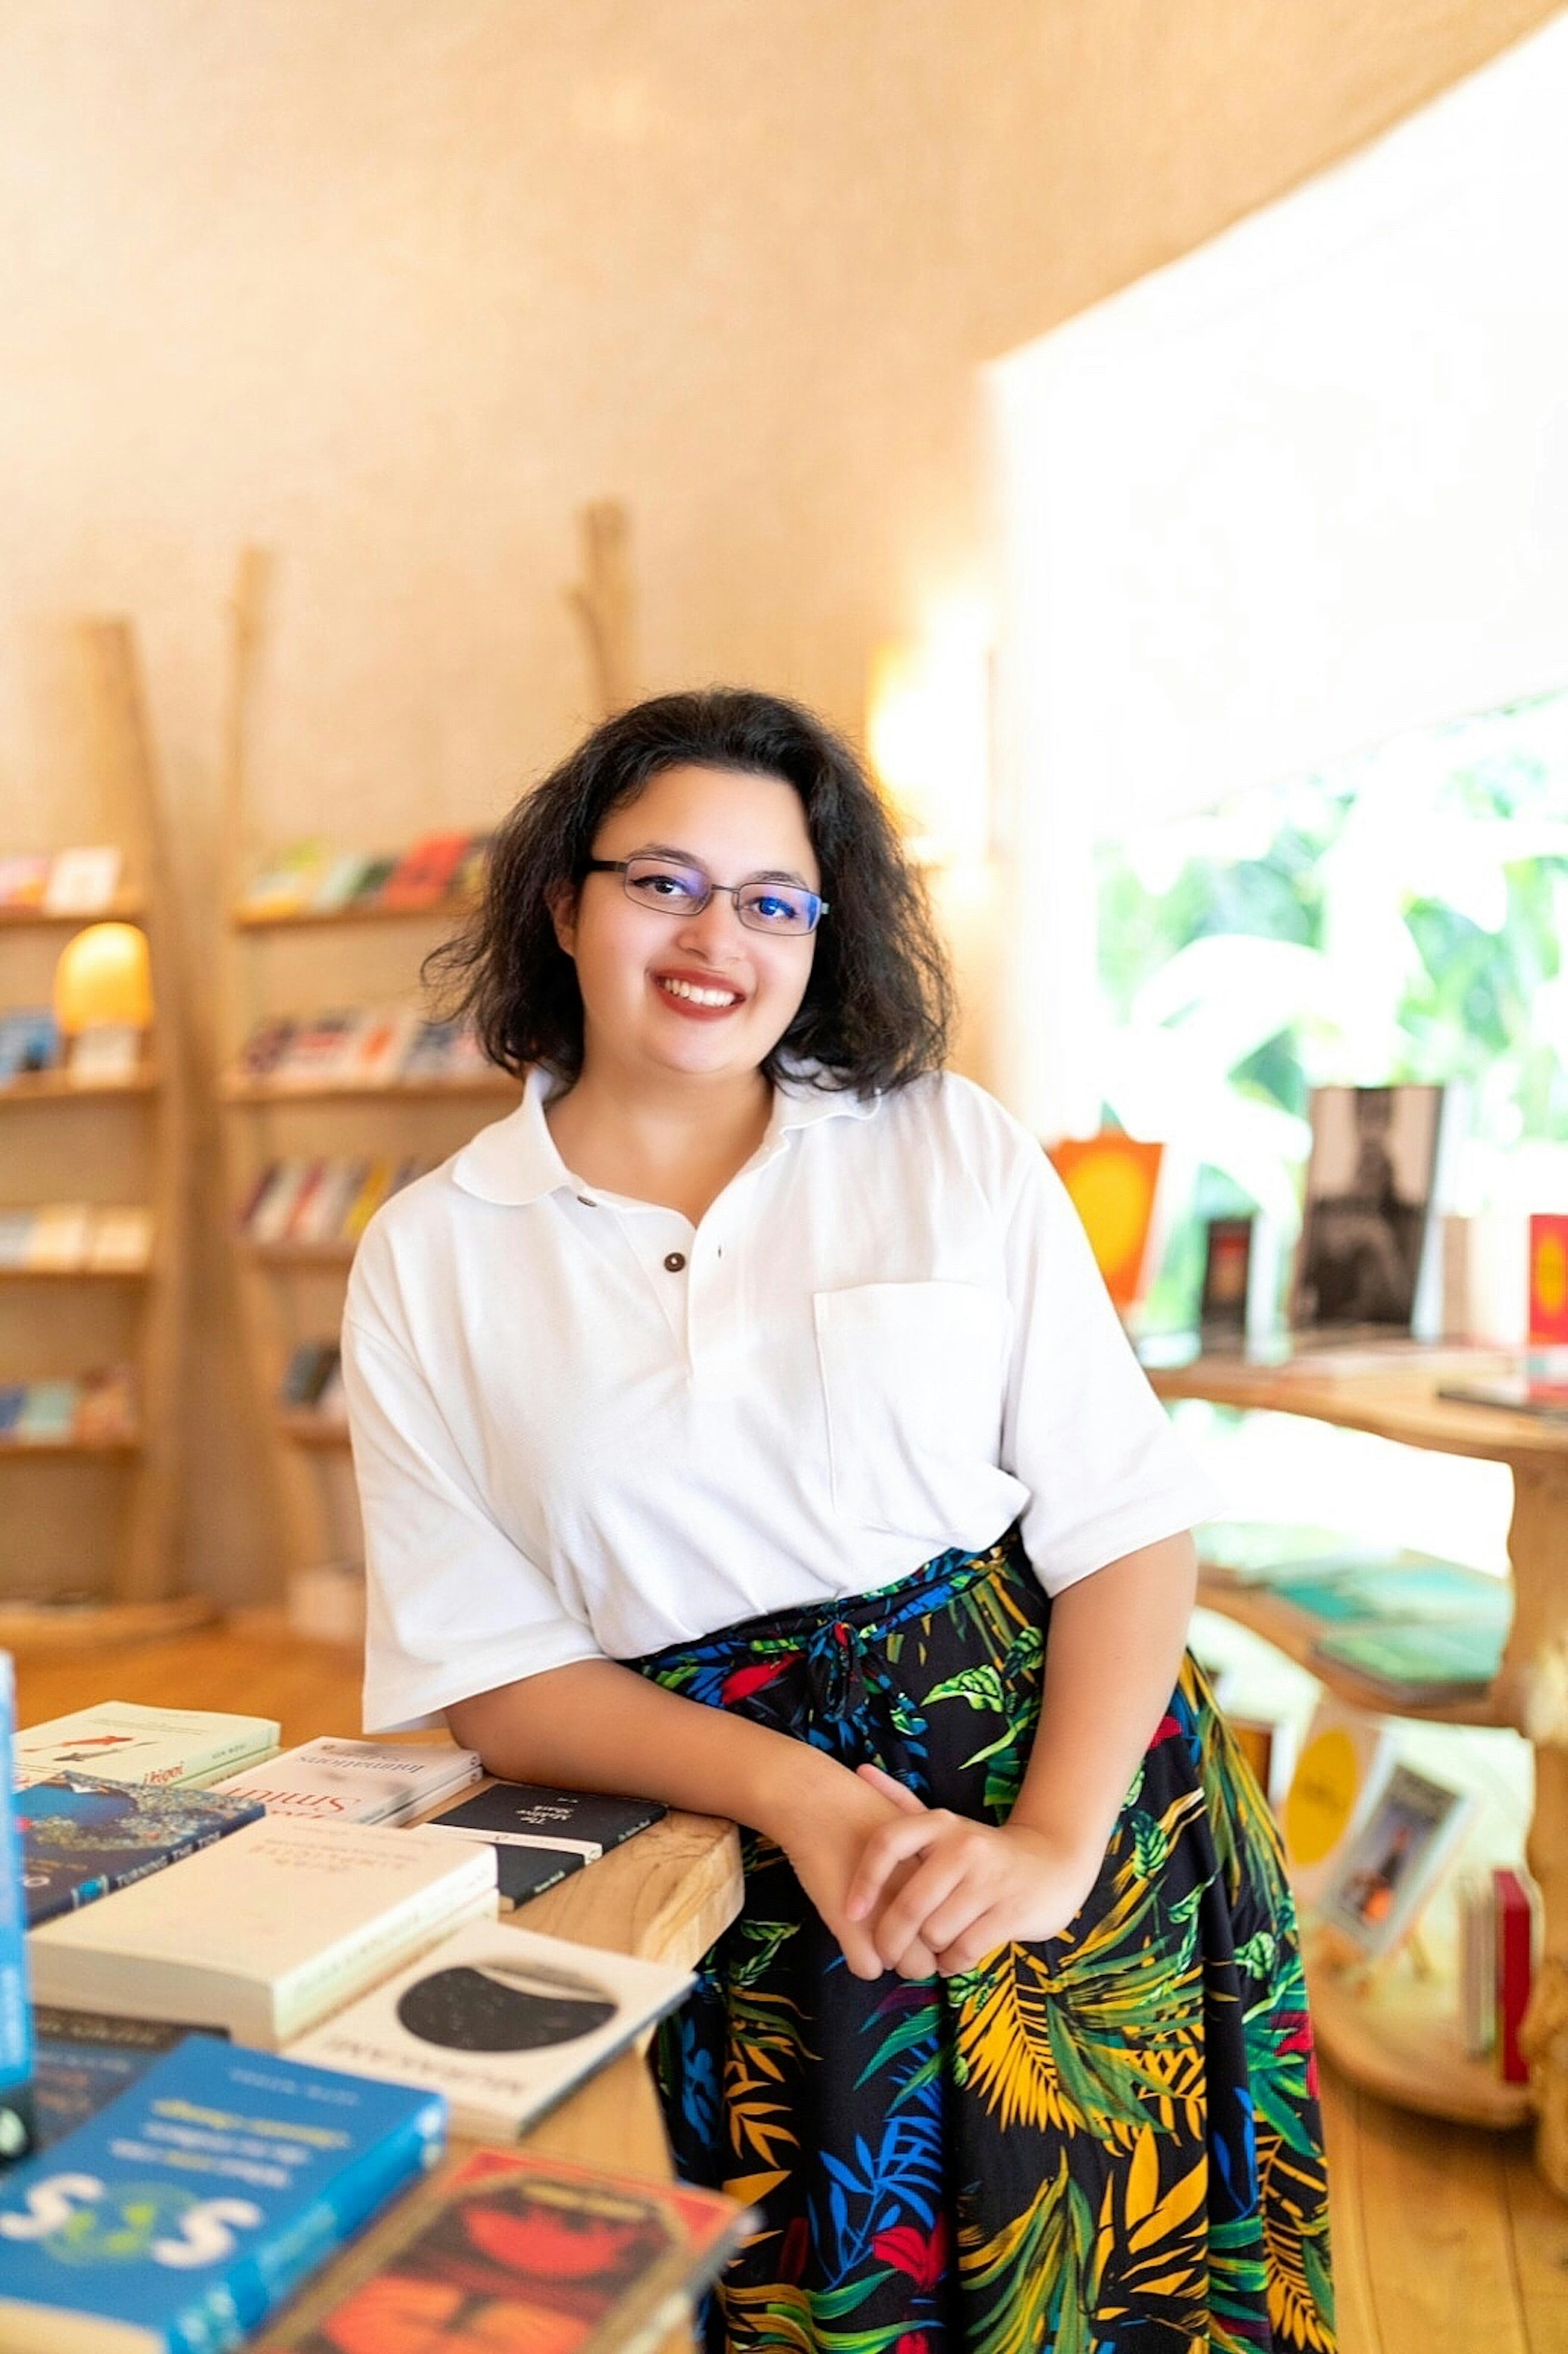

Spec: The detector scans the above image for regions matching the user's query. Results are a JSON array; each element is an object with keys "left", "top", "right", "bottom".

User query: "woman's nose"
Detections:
[{"left": 674, "top": 890, "right": 744, "bottom": 951}]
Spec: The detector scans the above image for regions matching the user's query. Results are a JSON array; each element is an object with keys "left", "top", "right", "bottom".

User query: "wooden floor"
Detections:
[{"left": 15, "top": 1620, "right": 1568, "bottom": 2354}]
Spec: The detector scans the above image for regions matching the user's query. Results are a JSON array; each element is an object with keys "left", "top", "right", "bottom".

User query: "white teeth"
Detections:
[{"left": 659, "top": 977, "right": 740, "bottom": 1008}]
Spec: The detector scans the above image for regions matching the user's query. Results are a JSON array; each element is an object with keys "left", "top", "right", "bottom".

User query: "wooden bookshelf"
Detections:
[
  {"left": 275, "top": 1412, "right": 352, "bottom": 1450},
  {"left": 1152, "top": 1349, "right": 1565, "bottom": 2188},
  {"left": 0, "top": 619, "right": 201, "bottom": 1642},
  {"left": 222, "top": 1071, "right": 517, "bottom": 1105},
  {"left": 0, "top": 1066, "right": 158, "bottom": 1101},
  {"left": 232, "top": 894, "right": 477, "bottom": 932},
  {"left": 1195, "top": 1572, "right": 1517, "bottom": 1730},
  {"left": 0, "top": 890, "right": 145, "bottom": 928},
  {"left": 243, "top": 1238, "right": 357, "bottom": 1269}
]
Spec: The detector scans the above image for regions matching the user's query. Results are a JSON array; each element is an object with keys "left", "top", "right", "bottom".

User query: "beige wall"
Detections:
[{"left": 0, "top": 0, "right": 1556, "bottom": 1603}]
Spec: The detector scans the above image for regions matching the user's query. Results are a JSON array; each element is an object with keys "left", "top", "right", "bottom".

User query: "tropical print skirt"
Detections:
[{"left": 630, "top": 1526, "right": 1336, "bottom": 2354}]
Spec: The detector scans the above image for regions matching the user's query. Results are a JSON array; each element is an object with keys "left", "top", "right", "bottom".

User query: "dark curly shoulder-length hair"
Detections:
[{"left": 426, "top": 687, "right": 954, "bottom": 1092}]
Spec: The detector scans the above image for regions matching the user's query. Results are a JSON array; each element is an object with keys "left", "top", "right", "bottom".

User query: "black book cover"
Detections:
[{"left": 429, "top": 1781, "right": 666, "bottom": 1856}]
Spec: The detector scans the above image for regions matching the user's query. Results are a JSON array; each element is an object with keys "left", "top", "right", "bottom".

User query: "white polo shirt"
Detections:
[{"left": 344, "top": 1067, "right": 1221, "bottom": 1732}]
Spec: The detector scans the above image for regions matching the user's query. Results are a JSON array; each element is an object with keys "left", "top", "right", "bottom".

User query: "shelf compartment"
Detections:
[
  {"left": 1196, "top": 1576, "right": 1519, "bottom": 1730},
  {"left": 0, "top": 1431, "right": 141, "bottom": 1456},
  {"left": 0, "top": 892, "right": 145, "bottom": 929},
  {"left": 1305, "top": 1940, "right": 1533, "bottom": 2132},
  {"left": 242, "top": 1239, "right": 358, "bottom": 1268},
  {"left": 276, "top": 1411, "right": 352, "bottom": 1449},
  {"left": 0, "top": 1263, "right": 151, "bottom": 1282}
]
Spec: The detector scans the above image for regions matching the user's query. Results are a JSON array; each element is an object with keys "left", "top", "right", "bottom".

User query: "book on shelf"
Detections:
[
  {"left": 74, "top": 1364, "right": 138, "bottom": 1444},
  {"left": 11, "top": 1381, "right": 80, "bottom": 1444},
  {"left": 233, "top": 1009, "right": 489, "bottom": 1091},
  {"left": 0, "top": 1007, "right": 59, "bottom": 1082},
  {"left": 241, "top": 1157, "right": 428, "bottom": 1249},
  {"left": 0, "top": 1210, "right": 31, "bottom": 1268},
  {"left": 284, "top": 1919, "right": 693, "bottom": 2141},
  {"left": 1528, "top": 1213, "right": 1568, "bottom": 1346},
  {"left": 0, "top": 854, "right": 50, "bottom": 911},
  {"left": 14, "top": 1701, "right": 281, "bottom": 1792},
  {"left": 241, "top": 839, "right": 331, "bottom": 920},
  {"left": 0, "top": 1373, "right": 138, "bottom": 1447},
  {"left": 0, "top": 1389, "right": 24, "bottom": 1440},
  {"left": 341, "top": 1004, "right": 420, "bottom": 1085},
  {"left": 236, "top": 1014, "right": 298, "bottom": 1079},
  {"left": 278, "top": 1341, "right": 343, "bottom": 1415},
  {"left": 0, "top": 1652, "right": 36, "bottom": 2165},
  {"left": 267, "top": 2143, "right": 753, "bottom": 2354},
  {"left": 245, "top": 1159, "right": 314, "bottom": 1243},
  {"left": 214, "top": 1736, "right": 483, "bottom": 1828},
  {"left": 29, "top": 2007, "right": 207, "bottom": 2151},
  {"left": 40, "top": 844, "right": 122, "bottom": 916},
  {"left": 1437, "top": 1352, "right": 1568, "bottom": 1420},
  {"left": 27, "top": 1817, "right": 499, "bottom": 2049},
  {"left": 15, "top": 1773, "right": 266, "bottom": 1929},
  {"left": 423, "top": 1781, "right": 668, "bottom": 1912},
  {"left": 86, "top": 1206, "right": 153, "bottom": 1273},
  {"left": 379, "top": 830, "right": 474, "bottom": 911},
  {"left": 0, "top": 2036, "right": 447, "bottom": 2354},
  {"left": 1259, "top": 1558, "right": 1510, "bottom": 1628},
  {"left": 276, "top": 1009, "right": 364, "bottom": 1088},
  {"left": 309, "top": 849, "right": 381, "bottom": 912},
  {"left": 1315, "top": 1757, "right": 1476, "bottom": 1960},
  {"left": 24, "top": 1203, "right": 92, "bottom": 1270},
  {"left": 1196, "top": 1517, "right": 1497, "bottom": 1595},
  {"left": 1307, "top": 1615, "right": 1507, "bottom": 1705},
  {"left": 1291, "top": 1081, "right": 1461, "bottom": 1341},
  {"left": 1280, "top": 1696, "right": 1398, "bottom": 1907},
  {"left": 1494, "top": 1864, "right": 1543, "bottom": 2085},
  {"left": 342, "top": 850, "right": 399, "bottom": 907}
]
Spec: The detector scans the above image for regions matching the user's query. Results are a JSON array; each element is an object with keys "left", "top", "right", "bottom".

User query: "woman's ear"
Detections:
[{"left": 546, "top": 880, "right": 578, "bottom": 958}]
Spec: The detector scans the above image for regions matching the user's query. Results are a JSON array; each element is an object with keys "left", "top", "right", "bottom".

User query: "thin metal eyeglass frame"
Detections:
[{"left": 584, "top": 857, "right": 830, "bottom": 934}]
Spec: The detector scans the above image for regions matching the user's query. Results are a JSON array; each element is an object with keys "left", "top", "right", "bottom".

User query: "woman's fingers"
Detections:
[
  {"left": 855, "top": 1761, "right": 926, "bottom": 1813},
  {"left": 873, "top": 1853, "right": 969, "bottom": 1970},
  {"left": 844, "top": 1813, "right": 945, "bottom": 1920}
]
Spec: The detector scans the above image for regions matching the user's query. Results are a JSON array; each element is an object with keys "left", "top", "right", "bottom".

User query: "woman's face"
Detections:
[{"left": 552, "top": 762, "right": 820, "bottom": 1093}]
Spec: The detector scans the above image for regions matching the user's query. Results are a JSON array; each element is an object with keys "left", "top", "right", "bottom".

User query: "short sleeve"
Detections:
[
  {"left": 998, "top": 1145, "right": 1224, "bottom": 1593},
  {"left": 341, "top": 1313, "right": 606, "bottom": 1733}
]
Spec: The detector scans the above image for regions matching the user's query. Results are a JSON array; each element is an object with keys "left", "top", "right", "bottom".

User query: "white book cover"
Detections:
[
  {"left": 215, "top": 1736, "right": 483, "bottom": 1827},
  {"left": 22, "top": 1203, "right": 92, "bottom": 1269},
  {"left": 42, "top": 843, "right": 122, "bottom": 913},
  {"left": 285, "top": 1919, "right": 693, "bottom": 2140},
  {"left": 86, "top": 1205, "right": 154, "bottom": 1271},
  {"left": 250, "top": 1159, "right": 315, "bottom": 1243},
  {"left": 1280, "top": 1695, "right": 1399, "bottom": 1908},
  {"left": 13, "top": 1700, "right": 281, "bottom": 1790},
  {"left": 27, "top": 1818, "right": 499, "bottom": 2050}
]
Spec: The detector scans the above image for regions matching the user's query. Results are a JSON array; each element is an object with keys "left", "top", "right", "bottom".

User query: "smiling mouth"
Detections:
[{"left": 655, "top": 976, "right": 743, "bottom": 1009}]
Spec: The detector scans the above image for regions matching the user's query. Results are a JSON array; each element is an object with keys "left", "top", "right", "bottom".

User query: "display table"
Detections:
[{"left": 1149, "top": 1351, "right": 1568, "bottom": 2191}]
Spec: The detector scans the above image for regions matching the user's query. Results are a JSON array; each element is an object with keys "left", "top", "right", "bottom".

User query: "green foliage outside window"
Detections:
[{"left": 1094, "top": 691, "right": 1568, "bottom": 1333}]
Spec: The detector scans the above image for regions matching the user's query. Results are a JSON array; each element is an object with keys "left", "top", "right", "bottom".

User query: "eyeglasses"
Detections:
[{"left": 585, "top": 856, "right": 829, "bottom": 936}]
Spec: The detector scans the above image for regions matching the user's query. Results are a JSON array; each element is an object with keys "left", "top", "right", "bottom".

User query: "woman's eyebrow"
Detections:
[{"left": 632, "top": 841, "right": 810, "bottom": 884}]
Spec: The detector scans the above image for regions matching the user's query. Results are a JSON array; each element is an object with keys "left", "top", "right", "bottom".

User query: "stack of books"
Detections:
[
  {"left": 1197, "top": 1520, "right": 1510, "bottom": 1705},
  {"left": 238, "top": 1157, "right": 430, "bottom": 1248},
  {"left": 1457, "top": 1864, "right": 1544, "bottom": 2083},
  {"left": 240, "top": 832, "right": 490, "bottom": 920},
  {"left": 234, "top": 1007, "right": 493, "bottom": 1090},
  {"left": 278, "top": 1340, "right": 345, "bottom": 1424},
  {"left": 0, "top": 844, "right": 123, "bottom": 916},
  {"left": 215, "top": 1735, "right": 483, "bottom": 1826},
  {"left": 0, "top": 1366, "right": 137, "bottom": 1445},
  {"left": 0, "top": 1204, "right": 152, "bottom": 1273}
]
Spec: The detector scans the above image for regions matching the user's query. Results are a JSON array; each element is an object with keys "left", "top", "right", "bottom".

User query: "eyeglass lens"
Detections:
[{"left": 622, "top": 856, "right": 819, "bottom": 934}]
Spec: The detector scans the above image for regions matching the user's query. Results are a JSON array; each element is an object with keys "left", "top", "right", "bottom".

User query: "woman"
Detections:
[{"left": 343, "top": 689, "right": 1335, "bottom": 2353}]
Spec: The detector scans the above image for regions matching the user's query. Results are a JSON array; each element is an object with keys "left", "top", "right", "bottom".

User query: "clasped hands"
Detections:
[{"left": 782, "top": 1759, "right": 1100, "bottom": 1983}]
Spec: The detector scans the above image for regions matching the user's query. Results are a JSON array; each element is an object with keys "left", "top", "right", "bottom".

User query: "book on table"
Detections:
[
  {"left": 0, "top": 2036, "right": 446, "bottom": 2354},
  {"left": 1280, "top": 1696, "right": 1399, "bottom": 1908},
  {"left": 27, "top": 1818, "right": 499, "bottom": 2049},
  {"left": 214, "top": 1736, "right": 483, "bottom": 1827},
  {"left": 1291, "top": 1081, "right": 1458, "bottom": 1340},
  {"left": 16, "top": 1775, "right": 266, "bottom": 1929},
  {"left": 0, "top": 1651, "right": 34, "bottom": 2165},
  {"left": 265, "top": 2144, "right": 753, "bottom": 2354},
  {"left": 421, "top": 1779, "right": 667, "bottom": 1910},
  {"left": 29, "top": 2007, "right": 211, "bottom": 2150},
  {"left": 13, "top": 1700, "right": 281, "bottom": 1790},
  {"left": 283, "top": 1919, "right": 693, "bottom": 2141}
]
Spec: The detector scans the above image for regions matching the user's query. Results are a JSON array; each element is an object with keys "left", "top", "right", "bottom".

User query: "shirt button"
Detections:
[
  {"left": 663, "top": 1251, "right": 687, "bottom": 1273},
  {"left": 576, "top": 1195, "right": 597, "bottom": 1208}
]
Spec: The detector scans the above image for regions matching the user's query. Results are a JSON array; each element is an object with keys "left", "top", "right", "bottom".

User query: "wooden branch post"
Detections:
[{"left": 566, "top": 499, "right": 637, "bottom": 718}]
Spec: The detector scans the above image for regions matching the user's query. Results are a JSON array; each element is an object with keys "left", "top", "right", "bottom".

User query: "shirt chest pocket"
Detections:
[{"left": 812, "top": 1281, "right": 1009, "bottom": 1538}]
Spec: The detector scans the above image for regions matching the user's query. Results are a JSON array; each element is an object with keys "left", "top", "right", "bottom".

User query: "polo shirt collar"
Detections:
[{"left": 452, "top": 1063, "right": 877, "bottom": 1207}]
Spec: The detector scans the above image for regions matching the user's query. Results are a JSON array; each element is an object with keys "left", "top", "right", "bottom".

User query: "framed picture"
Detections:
[
  {"left": 1292, "top": 1083, "right": 1452, "bottom": 1338},
  {"left": 1046, "top": 1133, "right": 1164, "bottom": 1314},
  {"left": 1317, "top": 1758, "right": 1475, "bottom": 1960},
  {"left": 1198, "top": 1215, "right": 1254, "bottom": 1347}
]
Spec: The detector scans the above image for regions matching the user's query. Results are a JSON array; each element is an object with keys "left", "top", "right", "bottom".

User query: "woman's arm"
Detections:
[
  {"left": 448, "top": 1659, "right": 935, "bottom": 1980},
  {"left": 846, "top": 1531, "right": 1198, "bottom": 1975}
]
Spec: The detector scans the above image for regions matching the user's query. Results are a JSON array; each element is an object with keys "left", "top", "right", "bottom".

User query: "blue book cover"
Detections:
[
  {"left": 0, "top": 1652, "right": 33, "bottom": 2163},
  {"left": 15, "top": 1774, "right": 266, "bottom": 1930},
  {"left": 0, "top": 2036, "right": 446, "bottom": 2351}
]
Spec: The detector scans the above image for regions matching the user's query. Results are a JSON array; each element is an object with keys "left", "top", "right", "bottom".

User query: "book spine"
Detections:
[
  {"left": 274, "top": 1873, "right": 497, "bottom": 2044},
  {"left": 0, "top": 1654, "right": 36, "bottom": 2156},
  {"left": 1494, "top": 1866, "right": 1536, "bottom": 2086},
  {"left": 226, "top": 2095, "right": 447, "bottom": 2323}
]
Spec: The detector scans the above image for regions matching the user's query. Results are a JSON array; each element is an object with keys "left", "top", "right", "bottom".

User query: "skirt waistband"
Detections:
[{"left": 628, "top": 1522, "right": 1028, "bottom": 1679}]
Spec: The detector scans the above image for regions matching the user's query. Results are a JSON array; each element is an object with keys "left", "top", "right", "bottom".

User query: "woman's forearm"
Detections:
[
  {"left": 1008, "top": 1532, "right": 1198, "bottom": 1868},
  {"left": 445, "top": 1656, "right": 837, "bottom": 1844}
]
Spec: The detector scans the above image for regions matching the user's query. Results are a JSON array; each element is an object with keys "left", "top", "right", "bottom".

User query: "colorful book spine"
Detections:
[
  {"left": 0, "top": 1652, "right": 35, "bottom": 2161},
  {"left": 1494, "top": 1865, "right": 1541, "bottom": 2086}
]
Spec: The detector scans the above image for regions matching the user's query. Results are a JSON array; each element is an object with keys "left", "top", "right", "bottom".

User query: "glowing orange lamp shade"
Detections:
[
  {"left": 1047, "top": 1132, "right": 1164, "bottom": 1311},
  {"left": 52, "top": 922, "right": 154, "bottom": 1033}
]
